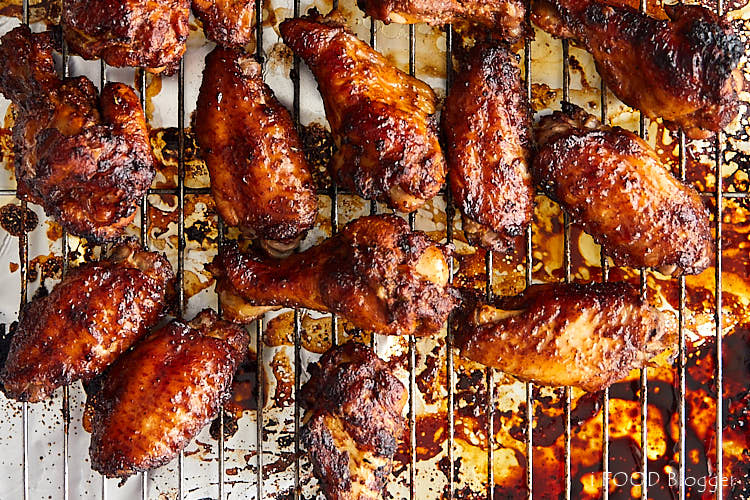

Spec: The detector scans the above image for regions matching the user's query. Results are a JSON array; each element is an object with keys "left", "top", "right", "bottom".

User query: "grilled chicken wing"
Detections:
[
  {"left": 87, "top": 309, "right": 248, "bottom": 477},
  {"left": 534, "top": 103, "right": 712, "bottom": 275},
  {"left": 301, "top": 342, "right": 407, "bottom": 500},
  {"left": 531, "top": 0, "right": 743, "bottom": 138},
  {"left": 280, "top": 10, "right": 446, "bottom": 213},
  {"left": 195, "top": 47, "right": 317, "bottom": 256},
  {"left": 0, "top": 242, "right": 174, "bottom": 403},
  {"left": 211, "top": 215, "right": 458, "bottom": 336},
  {"left": 0, "top": 26, "right": 155, "bottom": 242},
  {"left": 63, "top": 0, "right": 189, "bottom": 73},
  {"left": 456, "top": 282, "right": 667, "bottom": 391},
  {"left": 443, "top": 41, "right": 533, "bottom": 252},
  {"left": 192, "top": 0, "right": 255, "bottom": 48}
]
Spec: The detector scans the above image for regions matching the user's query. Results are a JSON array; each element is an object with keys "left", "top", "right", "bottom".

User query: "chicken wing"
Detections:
[
  {"left": 63, "top": 0, "right": 189, "bottom": 73},
  {"left": 442, "top": 41, "right": 533, "bottom": 252},
  {"left": 280, "top": 10, "right": 446, "bottom": 213},
  {"left": 192, "top": 0, "right": 255, "bottom": 48},
  {"left": 0, "top": 26, "right": 156, "bottom": 242},
  {"left": 301, "top": 342, "right": 407, "bottom": 500},
  {"left": 210, "top": 215, "right": 458, "bottom": 336},
  {"left": 534, "top": 103, "right": 712, "bottom": 275},
  {"left": 531, "top": 0, "right": 743, "bottom": 138},
  {"left": 456, "top": 282, "right": 667, "bottom": 392},
  {"left": 0, "top": 242, "right": 174, "bottom": 402},
  {"left": 87, "top": 309, "right": 248, "bottom": 477},
  {"left": 195, "top": 47, "right": 317, "bottom": 256}
]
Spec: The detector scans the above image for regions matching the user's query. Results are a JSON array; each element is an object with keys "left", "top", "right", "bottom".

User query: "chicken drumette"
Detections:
[
  {"left": 534, "top": 103, "right": 712, "bottom": 275},
  {"left": 280, "top": 10, "right": 446, "bottom": 213},
  {"left": 456, "top": 282, "right": 667, "bottom": 392},
  {"left": 0, "top": 242, "right": 174, "bottom": 402},
  {"left": 0, "top": 26, "right": 155, "bottom": 242},
  {"left": 195, "top": 47, "right": 317, "bottom": 256},
  {"left": 531, "top": 0, "right": 743, "bottom": 138},
  {"left": 442, "top": 41, "right": 534, "bottom": 252},
  {"left": 192, "top": 0, "right": 255, "bottom": 48},
  {"left": 301, "top": 342, "right": 407, "bottom": 500},
  {"left": 211, "top": 215, "right": 458, "bottom": 336}
]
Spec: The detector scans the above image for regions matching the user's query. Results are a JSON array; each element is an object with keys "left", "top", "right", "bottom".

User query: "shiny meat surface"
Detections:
[
  {"left": 301, "top": 342, "right": 407, "bottom": 500},
  {"left": 195, "top": 47, "right": 317, "bottom": 256},
  {"left": 534, "top": 104, "right": 712, "bottom": 275},
  {"left": 280, "top": 10, "right": 446, "bottom": 213},
  {"left": 211, "top": 215, "right": 459, "bottom": 336},
  {"left": 0, "top": 26, "right": 156, "bottom": 242},
  {"left": 87, "top": 309, "right": 249, "bottom": 477},
  {"left": 0, "top": 242, "right": 174, "bottom": 403},
  {"left": 456, "top": 282, "right": 668, "bottom": 392},
  {"left": 531, "top": 0, "right": 743, "bottom": 138},
  {"left": 192, "top": 0, "right": 255, "bottom": 48},
  {"left": 442, "top": 41, "right": 533, "bottom": 252}
]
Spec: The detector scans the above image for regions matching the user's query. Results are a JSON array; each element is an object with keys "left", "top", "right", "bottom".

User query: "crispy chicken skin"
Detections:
[
  {"left": 357, "top": 0, "right": 526, "bottom": 40},
  {"left": 211, "top": 215, "right": 458, "bottom": 336},
  {"left": 456, "top": 282, "right": 667, "bottom": 392},
  {"left": 301, "top": 342, "right": 407, "bottom": 500},
  {"left": 63, "top": 0, "right": 189, "bottom": 73},
  {"left": 87, "top": 309, "right": 248, "bottom": 478},
  {"left": 531, "top": 0, "right": 743, "bottom": 138},
  {"left": 534, "top": 104, "right": 712, "bottom": 275},
  {"left": 192, "top": 0, "right": 255, "bottom": 48},
  {"left": 195, "top": 47, "right": 317, "bottom": 256},
  {"left": 442, "top": 41, "right": 533, "bottom": 252},
  {"left": 280, "top": 10, "right": 446, "bottom": 213},
  {"left": 0, "top": 26, "right": 156, "bottom": 242},
  {"left": 0, "top": 242, "right": 174, "bottom": 403}
]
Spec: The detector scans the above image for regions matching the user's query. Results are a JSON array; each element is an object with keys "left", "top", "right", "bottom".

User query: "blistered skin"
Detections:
[
  {"left": 195, "top": 47, "right": 317, "bottom": 256},
  {"left": 63, "top": 0, "right": 189, "bottom": 73},
  {"left": 456, "top": 282, "right": 667, "bottom": 392},
  {"left": 301, "top": 342, "right": 407, "bottom": 500},
  {"left": 0, "top": 242, "right": 174, "bottom": 403},
  {"left": 280, "top": 10, "right": 446, "bottom": 213},
  {"left": 87, "top": 309, "right": 249, "bottom": 478},
  {"left": 534, "top": 104, "right": 712, "bottom": 275},
  {"left": 531, "top": 0, "right": 743, "bottom": 139},
  {"left": 357, "top": 0, "right": 526, "bottom": 41},
  {"left": 211, "top": 215, "right": 459, "bottom": 336},
  {"left": 0, "top": 27, "right": 156, "bottom": 242},
  {"left": 192, "top": 0, "right": 255, "bottom": 48},
  {"left": 442, "top": 42, "right": 533, "bottom": 252}
]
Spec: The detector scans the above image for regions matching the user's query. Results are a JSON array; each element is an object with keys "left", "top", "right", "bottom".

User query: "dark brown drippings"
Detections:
[{"left": 0, "top": 203, "right": 38, "bottom": 236}]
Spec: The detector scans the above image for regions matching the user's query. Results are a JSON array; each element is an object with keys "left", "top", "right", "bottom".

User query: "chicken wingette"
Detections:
[{"left": 192, "top": 0, "right": 255, "bottom": 48}]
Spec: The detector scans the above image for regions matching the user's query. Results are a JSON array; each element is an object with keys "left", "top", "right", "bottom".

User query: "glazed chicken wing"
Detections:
[
  {"left": 280, "top": 10, "right": 446, "bottom": 213},
  {"left": 531, "top": 0, "right": 743, "bottom": 138},
  {"left": 63, "top": 0, "right": 189, "bottom": 73},
  {"left": 211, "top": 215, "right": 458, "bottom": 336},
  {"left": 0, "top": 26, "right": 155, "bottom": 242},
  {"left": 533, "top": 103, "right": 712, "bottom": 275},
  {"left": 195, "top": 47, "right": 317, "bottom": 256},
  {"left": 456, "top": 282, "right": 667, "bottom": 392},
  {"left": 87, "top": 309, "right": 248, "bottom": 477},
  {"left": 0, "top": 242, "right": 174, "bottom": 402},
  {"left": 301, "top": 342, "right": 407, "bottom": 500},
  {"left": 442, "top": 41, "right": 533, "bottom": 252},
  {"left": 192, "top": 0, "right": 255, "bottom": 48}
]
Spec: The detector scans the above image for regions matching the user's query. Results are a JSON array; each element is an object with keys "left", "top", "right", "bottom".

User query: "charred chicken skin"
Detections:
[
  {"left": 192, "top": 0, "right": 255, "bottom": 48},
  {"left": 456, "top": 282, "right": 667, "bottom": 392},
  {"left": 87, "top": 309, "right": 248, "bottom": 478},
  {"left": 195, "top": 47, "right": 317, "bottom": 256},
  {"left": 280, "top": 10, "right": 447, "bottom": 213},
  {"left": 534, "top": 103, "right": 712, "bottom": 276},
  {"left": 531, "top": 0, "right": 743, "bottom": 138},
  {"left": 0, "top": 242, "right": 174, "bottom": 403},
  {"left": 442, "top": 41, "right": 534, "bottom": 252},
  {"left": 211, "top": 215, "right": 458, "bottom": 336},
  {"left": 63, "top": 0, "right": 189, "bottom": 73},
  {"left": 0, "top": 26, "right": 156, "bottom": 242},
  {"left": 301, "top": 342, "right": 407, "bottom": 500}
]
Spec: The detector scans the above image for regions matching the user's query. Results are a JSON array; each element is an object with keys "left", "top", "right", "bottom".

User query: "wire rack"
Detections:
[{"left": 1, "top": 0, "right": 745, "bottom": 497}]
